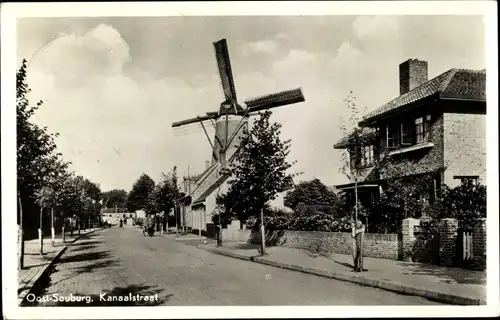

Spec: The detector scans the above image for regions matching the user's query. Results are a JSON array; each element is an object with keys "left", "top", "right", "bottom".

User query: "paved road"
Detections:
[{"left": 26, "top": 227, "right": 442, "bottom": 306}]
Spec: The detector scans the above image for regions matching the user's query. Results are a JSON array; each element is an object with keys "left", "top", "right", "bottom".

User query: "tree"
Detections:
[
  {"left": 284, "top": 178, "right": 339, "bottom": 212},
  {"left": 369, "top": 168, "right": 438, "bottom": 233},
  {"left": 101, "top": 189, "right": 128, "bottom": 209},
  {"left": 219, "top": 110, "right": 295, "bottom": 223},
  {"left": 338, "top": 91, "right": 371, "bottom": 224},
  {"left": 17, "top": 59, "right": 58, "bottom": 237},
  {"left": 17, "top": 59, "right": 69, "bottom": 259},
  {"left": 147, "top": 167, "right": 180, "bottom": 219},
  {"left": 442, "top": 181, "right": 487, "bottom": 229},
  {"left": 127, "top": 174, "right": 155, "bottom": 213}
]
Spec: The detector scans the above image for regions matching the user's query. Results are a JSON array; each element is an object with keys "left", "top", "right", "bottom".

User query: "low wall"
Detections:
[
  {"left": 220, "top": 217, "right": 486, "bottom": 270},
  {"left": 234, "top": 229, "right": 398, "bottom": 260},
  {"left": 278, "top": 231, "right": 399, "bottom": 260},
  {"left": 222, "top": 229, "right": 251, "bottom": 242}
]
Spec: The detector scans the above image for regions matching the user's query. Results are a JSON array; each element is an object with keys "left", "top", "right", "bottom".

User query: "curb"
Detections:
[
  {"left": 18, "top": 246, "right": 68, "bottom": 306},
  {"left": 201, "top": 245, "right": 254, "bottom": 261},
  {"left": 18, "top": 228, "right": 104, "bottom": 306},
  {"left": 200, "top": 246, "right": 485, "bottom": 306},
  {"left": 176, "top": 236, "right": 207, "bottom": 241}
]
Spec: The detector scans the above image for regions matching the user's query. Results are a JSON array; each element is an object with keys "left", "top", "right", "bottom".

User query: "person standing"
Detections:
[{"left": 351, "top": 220, "right": 366, "bottom": 272}]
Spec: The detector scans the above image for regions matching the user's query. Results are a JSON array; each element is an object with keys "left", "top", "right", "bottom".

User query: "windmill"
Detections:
[{"left": 172, "top": 38, "right": 305, "bottom": 206}]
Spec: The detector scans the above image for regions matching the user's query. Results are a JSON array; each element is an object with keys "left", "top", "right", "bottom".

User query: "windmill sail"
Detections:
[
  {"left": 171, "top": 38, "right": 306, "bottom": 212},
  {"left": 213, "top": 39, "right": 243, "bottom": 113},
  {"left": 244, "top": 88, "right": 305, "bottom": 112},
  {"left": 172, "top": 114, "right": 218, "bottom": 128}
]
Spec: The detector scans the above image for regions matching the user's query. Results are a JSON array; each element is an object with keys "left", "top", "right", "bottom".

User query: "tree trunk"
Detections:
[
  {"left": 51, "top": 207, "right": 55, "bottom": 246},
  {"left": 39, "top": 207, "right": 43, "bottom": 255},
  {"left": 260, "top": 208, "right": 266, "bottom": 256},
  {"left": 354, "top": 179, "right": 359, "bottom": 223},
  {"left": 352, "top": 179, "right": 359, "bottom": 269},
  {"left": 18, "top": 194, "right": 25, "bottom": 269},
  {"left": 62, "top": 212, "right": 66, "bottom": 243}
]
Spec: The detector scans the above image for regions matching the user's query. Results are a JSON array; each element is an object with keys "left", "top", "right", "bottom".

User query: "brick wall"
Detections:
[
  {"left": 472, "top": 218, "right": 486, "bottom": 270},
  {"left": 247, "top": 230, "right": 399, "bottom": 260},
  {"left": 438, "top": 218, "right": 459, "bottom": 266},
  {"left": 399, "top": 59, "right": 428, "bottom": 95},
  {"left": 378, "top": 112, "right": 445, "bottom": 181},
  {"left": 443, "top": 113, "right": 486, "bottom": 188},
  {"left": 400, "top": 218, "right": 419, "bottom": 261}
]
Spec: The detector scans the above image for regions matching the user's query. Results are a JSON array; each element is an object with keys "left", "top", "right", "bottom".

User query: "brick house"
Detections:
[{"left": 334, "top": 59, "right": 486, "bottom": 215}]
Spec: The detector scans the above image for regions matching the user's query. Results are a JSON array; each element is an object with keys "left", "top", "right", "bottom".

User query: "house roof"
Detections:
[
  {"left": 333, "top": 127, "right": 377, "bottom": 149},
  {"left": 359, "top": 68, "right": 486, "bottom": 126}
]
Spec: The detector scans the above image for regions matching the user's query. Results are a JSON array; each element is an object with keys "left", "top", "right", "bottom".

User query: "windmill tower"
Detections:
[{"left": 172, "top": 39, "right": 305, "bottom": 231}]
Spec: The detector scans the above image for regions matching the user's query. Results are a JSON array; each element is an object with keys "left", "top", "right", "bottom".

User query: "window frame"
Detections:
[
  {"left": 415, "top": 114, "right": 432, "bottom": 144},
  {"left": 401, "top": 121, "right": 413, "bottom": 145},
  {"left": 454, "top": 175, "right": 479, "bottom": 186},
  {"left": 386, "top": 123, "right": 400, "bottom": 149},
  {"left": 361, "top": 145, "right": 375, "bottom": 167}
]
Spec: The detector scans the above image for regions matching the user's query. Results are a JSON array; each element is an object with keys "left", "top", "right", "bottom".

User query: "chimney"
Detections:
[
  {"left": 205, "top": 160, "right": 210, "bottom": 169},
  {"left": 399, "top": 59, "right": 428, "bottom": 95}
]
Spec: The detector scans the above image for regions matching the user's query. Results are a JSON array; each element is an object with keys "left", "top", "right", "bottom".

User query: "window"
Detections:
[
  {"left": 361, "top": 145, "right": 374, "bottom": 167},
  {"left": 415, "top": 115, "right": 431, "bottom": 143},
  {"left": 401, "top": 122, "right": 413, "bottom": 145},
  {"left": 454, "top": 175, "right": 479, "bottom": 185},
  {"left": 386, "top": 123, "right": 400, "bottom": 148}
]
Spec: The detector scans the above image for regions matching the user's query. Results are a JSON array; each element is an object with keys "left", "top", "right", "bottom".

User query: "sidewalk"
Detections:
[
  {"left": 18, "top": 227, "right": 105, "bottom": 305},
  {"left": 199, "top": 242, "right": 486, "bottom": 306}
]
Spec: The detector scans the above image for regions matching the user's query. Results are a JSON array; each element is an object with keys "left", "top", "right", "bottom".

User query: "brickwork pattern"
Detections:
[
  {"left": 379, "top": 112, "right": 444, "bottom": 181},
  {"left": 399, "top": 59, "right": 429, "bottom": 95},
  {"left": 245, "top": 230, "right": 399, "bottom": 260},
  {"left": 443, "top": 113, "right": 487, "bottom": 188},
  {"left": 439, "top": 218, "right": 459, "bottom": 266},
  {"left": 472, "top": 218, "right": 486, "bottom": 271},
  {"left": 400, "top": 218, "right": 420, "bottom": 261}
]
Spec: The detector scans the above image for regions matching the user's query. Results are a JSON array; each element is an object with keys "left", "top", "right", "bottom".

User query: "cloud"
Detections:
[
  {"left": 26, "top": 24, "right": 221, "bottom": 190},
  {"left": 20, "top": 16, "right": 486, "bottom": 191},
  {"left": 352, "top": 16, "right": 399, "bottom": 40},
  {"left": 242, "top": 39, "right": 281, "bottom": 56}
]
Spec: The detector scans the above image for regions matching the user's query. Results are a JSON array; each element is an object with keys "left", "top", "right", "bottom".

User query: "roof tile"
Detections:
[{"left": 361, "top": 69, "right": 486, "bottom": 123}]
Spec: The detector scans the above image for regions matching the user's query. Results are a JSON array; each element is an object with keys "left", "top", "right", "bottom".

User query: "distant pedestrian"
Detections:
[{"left": 119, "top": 219, "right": 123, "bottom": 228}]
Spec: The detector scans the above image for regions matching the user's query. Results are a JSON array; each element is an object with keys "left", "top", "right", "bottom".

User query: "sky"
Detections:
[{"left": 16, "top": 15, "right": 486, "bottom": 192}]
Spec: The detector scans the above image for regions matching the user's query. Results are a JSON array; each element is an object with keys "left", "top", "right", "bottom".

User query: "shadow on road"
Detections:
[
  {"left": 68, "top": 240, "right": 103, "bottom": 247},
  {"left": 69, "top": 244, "right": 101, "bottom": 253},
  {"left": 396, "top": 261, "right": 486, "bottom": 285},
  {"left": 57, "top": 250, "right": 113, "bottom": 264}
]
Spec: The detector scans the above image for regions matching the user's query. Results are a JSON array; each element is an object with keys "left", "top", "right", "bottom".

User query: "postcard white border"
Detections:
[{"left": 2, "top": 1, "right": 499, "bottom": 319}]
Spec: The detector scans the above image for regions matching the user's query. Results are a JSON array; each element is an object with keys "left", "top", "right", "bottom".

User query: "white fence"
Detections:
[{"left": 463, "top": 231, "right": 474, "bottom": 260}]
